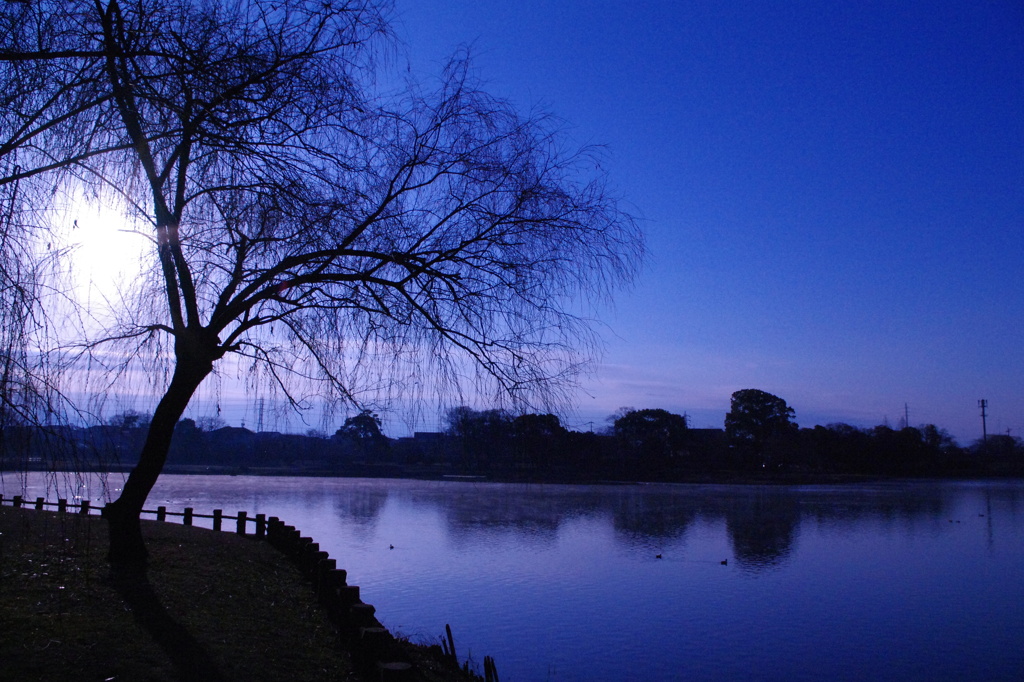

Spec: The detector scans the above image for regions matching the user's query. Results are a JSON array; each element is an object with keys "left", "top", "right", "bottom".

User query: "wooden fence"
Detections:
[{"left": 0, "top": 494, "right": 267, "bottom": 536}]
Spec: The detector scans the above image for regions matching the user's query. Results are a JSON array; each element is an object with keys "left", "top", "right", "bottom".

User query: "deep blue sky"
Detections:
[{"left": 391, "top": 0, "right": 1023, "bottom": 441}]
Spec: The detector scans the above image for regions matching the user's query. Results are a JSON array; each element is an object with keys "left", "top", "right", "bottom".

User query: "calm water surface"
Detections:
[{"left": 4, "top": 473, "right": 1023, "bottom": 681}]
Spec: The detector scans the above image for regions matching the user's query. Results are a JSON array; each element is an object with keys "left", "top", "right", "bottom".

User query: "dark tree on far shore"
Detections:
[
  {"left": 334, "top": 410, "right": 388, "bottom": 460},
  {"left": 612, "top": 408, "right": 688, "bottom": 473},
  {"left": 1, "top": 0, "right": 642, "bottom": 564},
  {"left": 335, "top": 410, "right": 385, "bottom": 443},
  {"left": 724, "top": 389, "right": 797, "bottom": 467}
]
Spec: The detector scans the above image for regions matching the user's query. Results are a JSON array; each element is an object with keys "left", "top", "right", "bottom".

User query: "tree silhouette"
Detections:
[
  {"left": 510, "top": 412, "right": 566, "bottom": 474},
  {"left": 724, "top": 389, "right": 797, "bottom": 467},
  {"left": 1, "top": 0, "right": 642, "bottom": 564},
  {"left": 334, "top": 409, "right": 387, "bottom": 460},
  {"left": 335, "top": 410, "right": 385, "bottom": 442},
  {"left": 444, "top": 406, "right": 513, "bottom": 471},
  {"left": 612, "top": 408, "right": 688, "bottom": 473}
]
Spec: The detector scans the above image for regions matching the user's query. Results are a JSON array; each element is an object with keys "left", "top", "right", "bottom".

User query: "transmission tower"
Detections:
[{"left": 978, "top": 399, "right": 988, "bottom": 448}]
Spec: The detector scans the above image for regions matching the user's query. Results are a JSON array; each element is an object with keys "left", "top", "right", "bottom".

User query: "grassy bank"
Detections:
[{"left": 0, "top": 506, "right": 476, "bottom": 681}]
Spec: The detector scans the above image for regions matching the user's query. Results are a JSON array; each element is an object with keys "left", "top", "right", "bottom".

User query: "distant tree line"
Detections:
[{"left": 2, "top": 390, "right": 1021, "bottom": 481}]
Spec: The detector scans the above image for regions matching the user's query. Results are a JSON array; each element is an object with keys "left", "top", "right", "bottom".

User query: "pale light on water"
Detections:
[{"left": 4, "top": 474, "right": 1023, "bottom": 681}]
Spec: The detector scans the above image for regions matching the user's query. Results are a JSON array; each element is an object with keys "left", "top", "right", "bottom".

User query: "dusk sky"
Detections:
[{"left": 387, "top": 1, "right": 1023, "bottom": 442}]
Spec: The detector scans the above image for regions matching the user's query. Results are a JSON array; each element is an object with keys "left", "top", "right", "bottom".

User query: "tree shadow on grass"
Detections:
[{"left": 109, "top": 567, "right": 225, "bottom": 681}]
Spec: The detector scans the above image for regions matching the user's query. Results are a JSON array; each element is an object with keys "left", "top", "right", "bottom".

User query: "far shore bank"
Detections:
[{"left": 5, "top": 464, "right": 1021, "bottom": 488}]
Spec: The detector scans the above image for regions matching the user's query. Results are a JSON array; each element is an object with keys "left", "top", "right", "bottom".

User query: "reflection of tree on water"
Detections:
[
  {"left": 305, "top": 479, "right": 1021, "bottom": 564},
  {"left": 798, "top": 486, "right": 946, "bottom": 528},
  {"left": 333, "top": 485, "right": 389, "bottom": 533},
  {"left": 410, "top": 484, "right": 702, "bottom": 551},
  {"left": 724, "top": 489, "right": 801, "bottom": 572},
  {"left": 375, "top": 482, "right": 698, "bottom": 549},
  {"left": 426, "top": 485, "right": 706, "bottom": 550},
  {"left": 611, "top": 490, "right": 696, "bottom": 549},
  {"left": 435, "top": 486, "right": 603, "bottom": 545}
]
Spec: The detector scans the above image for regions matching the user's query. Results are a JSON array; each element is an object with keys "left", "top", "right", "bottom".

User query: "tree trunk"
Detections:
[{"left": 103, "top": 341, "right": 216, "bottom": 566}]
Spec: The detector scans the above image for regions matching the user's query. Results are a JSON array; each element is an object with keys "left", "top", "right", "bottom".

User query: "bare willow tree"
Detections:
[
  {"left": 1, "top": 0, "right": 642, "bottom": 564},
  {"left": 0, "top": 164, "right": 43, "bottom": 436},
  {"left": 0, "top": 49, "right": 74, "bottom": 462}
]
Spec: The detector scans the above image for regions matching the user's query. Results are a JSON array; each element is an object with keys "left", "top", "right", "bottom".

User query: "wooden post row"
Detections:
[{"left": 2, "top": 499, "right": 270, "bottom": 544}]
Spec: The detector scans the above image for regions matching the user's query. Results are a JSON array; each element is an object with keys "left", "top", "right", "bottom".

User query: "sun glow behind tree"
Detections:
[{"left": 61, "top": 195, "right": 149, "bottom": 311}]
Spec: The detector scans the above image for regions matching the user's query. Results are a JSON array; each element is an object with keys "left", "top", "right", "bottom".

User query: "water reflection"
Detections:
[
  {"left": 797, "top": 485, "right": 949, "bottom": 527},
  {"left": 409, "top": 485, "right": 604, "bottom": 545},
  {"left": 333, "top": 485, "right": 389, "bottom": 527},
  {"left": 610, "top": 489, "right": 695, "bottom": 548},
  {"left": 723, "top": 490, "right": 800, "bottom": 571}
]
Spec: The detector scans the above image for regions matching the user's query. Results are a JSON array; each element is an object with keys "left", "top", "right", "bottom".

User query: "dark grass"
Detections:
[{"left": 0, "top": 506, "right": 358, "bottom": 681}]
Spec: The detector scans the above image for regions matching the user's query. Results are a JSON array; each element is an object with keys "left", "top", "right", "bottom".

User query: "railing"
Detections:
[{"left": 0, "top": 493, "right": 267, "bottom": 536}]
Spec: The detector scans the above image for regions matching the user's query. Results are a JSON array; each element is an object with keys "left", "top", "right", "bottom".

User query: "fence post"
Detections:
[
  {"left": 57, "top": 498, "right": 66, "bottom": 513},
  {"left": 350, "top": 603, "right": 378, "bottom": 628},
  {"left": 338, "top": 585, "right": 360, "bottom": 606},
  {"left": 236, "top": 510, "right": 247, "bottom": 535},
  {"left": 183, "top": 507, "right": 193, "bottom": 526},
  {"left": 213, "top": 509, "right": 222, "bottom": 532},
  {"left": 13, "top": 495, "right": 23, "bottom": 508},
  {"left": 35, "top": 497, "right": 44, "bottom": 510},
  {"left": 80, "top": 500, "right": 90, "bottom": 515},
  {"left": 255, "top": 513, "right": 266, "bottom": 538},
  {"left": 157, "top": 506, "right": 167, "bottom": 522}
]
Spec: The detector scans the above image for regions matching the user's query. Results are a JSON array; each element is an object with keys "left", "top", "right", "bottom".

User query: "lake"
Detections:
[{"left": 3, "top": 473, "right": 1023, "bottom": 681}]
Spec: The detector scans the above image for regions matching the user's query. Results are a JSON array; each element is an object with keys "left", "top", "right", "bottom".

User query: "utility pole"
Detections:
[
  {"left": 978, "top": 399, "right": 988, "bottom": 449},
  {"left": 903, "top": 403, "right": 910, "bottom": 429}
]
